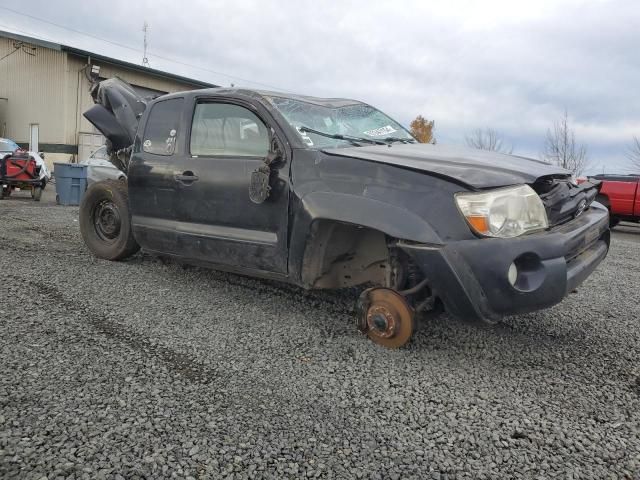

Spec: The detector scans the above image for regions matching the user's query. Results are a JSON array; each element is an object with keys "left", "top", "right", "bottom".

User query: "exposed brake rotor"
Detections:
[{"left": 357, "top": 287, "right": 415, "bottom": 349}]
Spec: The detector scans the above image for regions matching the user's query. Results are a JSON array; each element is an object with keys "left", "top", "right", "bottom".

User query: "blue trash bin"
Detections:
[{"left": 54, "top": 163, "right": 88, "bottom": 206}]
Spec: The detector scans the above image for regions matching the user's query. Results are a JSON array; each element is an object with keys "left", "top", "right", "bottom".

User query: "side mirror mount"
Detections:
[
  {"left": 249, "top": 130, "right": 285, "bottom": 204},
  {"left": 265, "top": 130, "right": 285, "bottom": 167}
]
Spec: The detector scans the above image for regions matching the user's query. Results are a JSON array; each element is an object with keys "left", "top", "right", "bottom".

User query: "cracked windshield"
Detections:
[{"left": 266, "top": 96, "right": 414, "bottom": 147}]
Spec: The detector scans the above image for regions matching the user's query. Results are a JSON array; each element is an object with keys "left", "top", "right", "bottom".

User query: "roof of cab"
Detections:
[{"left": 157, "top": 88, "right": 364, "bottom": 108}]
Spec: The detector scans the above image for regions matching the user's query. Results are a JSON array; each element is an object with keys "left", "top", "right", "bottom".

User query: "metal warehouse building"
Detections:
[{"left": 0, "top": 30, "right": 215, "bottom": 168}]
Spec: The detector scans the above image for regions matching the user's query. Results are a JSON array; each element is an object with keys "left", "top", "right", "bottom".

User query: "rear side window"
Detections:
[
  {"left": 143, "top": 98, "right": 184, "bottom": 155},
  {"left": 190, "top": 102, "right": 269, "bottom": 157}
]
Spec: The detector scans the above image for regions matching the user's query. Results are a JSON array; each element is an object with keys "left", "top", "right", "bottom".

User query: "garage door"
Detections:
[{"left": 78, "top": 133, "right": 105, "bottom": 162}]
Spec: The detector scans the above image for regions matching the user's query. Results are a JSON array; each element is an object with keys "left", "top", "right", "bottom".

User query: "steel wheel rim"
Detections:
[{"left": 93, "top": 199, "right": 121, "bottom": 242}]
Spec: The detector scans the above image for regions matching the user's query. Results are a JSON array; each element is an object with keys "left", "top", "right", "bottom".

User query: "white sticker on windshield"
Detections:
[
  {"left": 364, "top": 125, "right": 397, "bottom": 137},
  {"left": 296, "top": 126, "right": 314, "bottom": 146}
]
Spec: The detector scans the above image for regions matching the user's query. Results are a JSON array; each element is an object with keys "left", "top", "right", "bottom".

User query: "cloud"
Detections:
[{"left": 2, "top": 0, "right": 638, "bottom": 173}]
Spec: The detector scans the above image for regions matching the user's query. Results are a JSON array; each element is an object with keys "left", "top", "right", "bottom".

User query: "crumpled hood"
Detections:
[{"left": 321, "top": 143, "right": 570, "bottom": 189}]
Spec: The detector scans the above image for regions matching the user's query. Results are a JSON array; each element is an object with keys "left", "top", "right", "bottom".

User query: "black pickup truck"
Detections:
[{"left": 81, "top": 78, "right": 609, "bottom": 348}]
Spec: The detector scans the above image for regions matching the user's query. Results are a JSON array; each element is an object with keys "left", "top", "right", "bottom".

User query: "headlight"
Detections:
[{"left": 455, "top": 185, "right": 548, "bottom": 238}]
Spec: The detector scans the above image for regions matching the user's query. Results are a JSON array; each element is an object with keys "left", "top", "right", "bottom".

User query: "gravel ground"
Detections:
[{"left": 1, "top": 188, "right": 639, "bottom": 480}]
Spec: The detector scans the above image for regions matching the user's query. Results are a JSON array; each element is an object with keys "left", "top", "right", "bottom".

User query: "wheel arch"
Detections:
[
  {"left": 299, "top": 191, "right": 441, "bottom": 244},
  {"left": 290, "top": 192, "right": 441, "bottom": 288}
]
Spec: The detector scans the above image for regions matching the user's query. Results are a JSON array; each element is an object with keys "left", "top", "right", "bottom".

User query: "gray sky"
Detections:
[{"left": 1, "top": 0, "right": 638, "bottom": 174}]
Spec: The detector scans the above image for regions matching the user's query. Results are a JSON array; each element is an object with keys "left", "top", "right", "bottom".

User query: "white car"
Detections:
[{"left": 80, "top": 146, "right": 126, "bottom": 183}]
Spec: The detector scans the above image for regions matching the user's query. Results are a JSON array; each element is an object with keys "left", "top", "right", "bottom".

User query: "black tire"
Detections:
[
  {"left": 32, "top": 186, "right": 42, "bottom": 201},
  {"left": 609, "top": 216, "right": 620, "bottom": 229},
  {"left": 79, "top": 179, "right": 140, "bottom": 260}
]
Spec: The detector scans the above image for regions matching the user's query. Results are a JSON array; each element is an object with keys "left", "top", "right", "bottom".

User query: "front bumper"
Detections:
[{"left": 399, "top": 203, "right": 610, "bottom": 323}]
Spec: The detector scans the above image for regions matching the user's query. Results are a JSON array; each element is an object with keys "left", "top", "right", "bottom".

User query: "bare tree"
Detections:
[
  {"left": 541, "top": 109, "right": 589, "bottom": 175},
  {"left": 626, "top": 136, "right": 640, "bottom": 171},
  {"left": 465, "top": 128, "right": 513, "bottom": 154}
]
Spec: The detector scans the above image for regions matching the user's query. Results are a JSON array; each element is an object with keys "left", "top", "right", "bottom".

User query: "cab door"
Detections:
[
  {"left": 128, "top": 96, "right": 185, "bottom": 253},
  {"left": 170, "top": 98, "right": 290, "bottom": 274}
]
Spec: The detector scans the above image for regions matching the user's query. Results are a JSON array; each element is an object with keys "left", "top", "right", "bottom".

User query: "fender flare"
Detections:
[
  {"left": 300, "top": 191, "right": 442, "bottom": 244},
  {"left": 287, "top": 191, "right": 443, "bottom": 286}
]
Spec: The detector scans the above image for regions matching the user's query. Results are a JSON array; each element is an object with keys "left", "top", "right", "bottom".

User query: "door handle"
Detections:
[{"left": 175, "top": 171, "right": 199, "bottom": 184}]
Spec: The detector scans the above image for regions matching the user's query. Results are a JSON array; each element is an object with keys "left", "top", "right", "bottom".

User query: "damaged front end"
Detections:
[
  {"left": 396, "top": 174, "right": 609, "bottom": 325},
  {"left": 531, "top": 176, "right": 602, "bottom": 226},
  {"left": 83, "top": 78, "right": 149, "bottom": 173}
]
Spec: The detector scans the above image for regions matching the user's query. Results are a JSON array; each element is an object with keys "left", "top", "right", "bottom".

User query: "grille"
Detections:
[{"left": 531, "top": 178, "right": 600, "bottom": 227}]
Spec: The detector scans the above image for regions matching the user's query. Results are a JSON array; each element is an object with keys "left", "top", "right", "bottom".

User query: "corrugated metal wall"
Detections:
[
  {"left": 67, "top": 55, "right": 204, "bottom": 148},
  {"left": 0, "top": 33, "right": 209, "bottom": 166},
  {"left": 0, "top": 37, "right": 67, "bottom": 144}
]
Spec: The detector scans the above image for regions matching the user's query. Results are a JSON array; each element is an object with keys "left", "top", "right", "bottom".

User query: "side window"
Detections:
[
  {"left": 190, "top": 103, "right": 269, "bottom": 157},
  {"left": 92, "top": 146, "right": 108, "bottom": 160},
  {"left": 143, "top": 98, "right": 184, "bottom": 155}
]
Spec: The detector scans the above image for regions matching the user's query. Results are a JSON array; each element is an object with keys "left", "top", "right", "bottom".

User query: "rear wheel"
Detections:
[
  {"left": 32, "top": 186, "right": 42, "bottom": 201},
  {"left": 79, "top": 179, "right": 139, "bottom": 260}
]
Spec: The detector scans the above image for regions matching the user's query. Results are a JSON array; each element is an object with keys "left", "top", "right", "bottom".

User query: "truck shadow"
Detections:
[
  {"left": 131, "top": 253, "right": 638, "bottom": 396},
  {"left": 610, "top": 223, "right": 640, "bottom": 245},
  {"left": 149, "top": 254, "right": 622, "bottom": 357},
  {"left": 612, "top": 221, "right": 640, "bottom": 233}
]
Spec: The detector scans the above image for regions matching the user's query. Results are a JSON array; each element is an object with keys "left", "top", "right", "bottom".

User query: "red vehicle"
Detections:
[
  {"left": 587, "top": 174, "right": 640, "bottom": 227},
  {"left": 0, "top": 152, "right": 45, "bottom": 201}
]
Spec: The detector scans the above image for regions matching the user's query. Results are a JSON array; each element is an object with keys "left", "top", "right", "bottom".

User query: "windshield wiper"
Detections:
[
  {"left": 383, "top": 137, "right": 416, "bottom": 144},
  {"left": 298, "top": 126, "right": 386, "bottom": 146}
]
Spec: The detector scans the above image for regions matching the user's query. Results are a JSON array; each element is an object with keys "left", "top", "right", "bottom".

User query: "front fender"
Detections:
[
  {"left": 301, "top": 191, "right": 442, "bottom": 244},
  {"left": 286, "top": 191, "right": 444, "bottom": 287},
  {"left": 286, "top": 151, "right": 475, "bottom": 285}
]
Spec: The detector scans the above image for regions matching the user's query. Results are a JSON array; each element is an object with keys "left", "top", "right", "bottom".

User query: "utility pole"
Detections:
[{"left": 142, "top": 21, "right": 150, "bottom": 67}]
